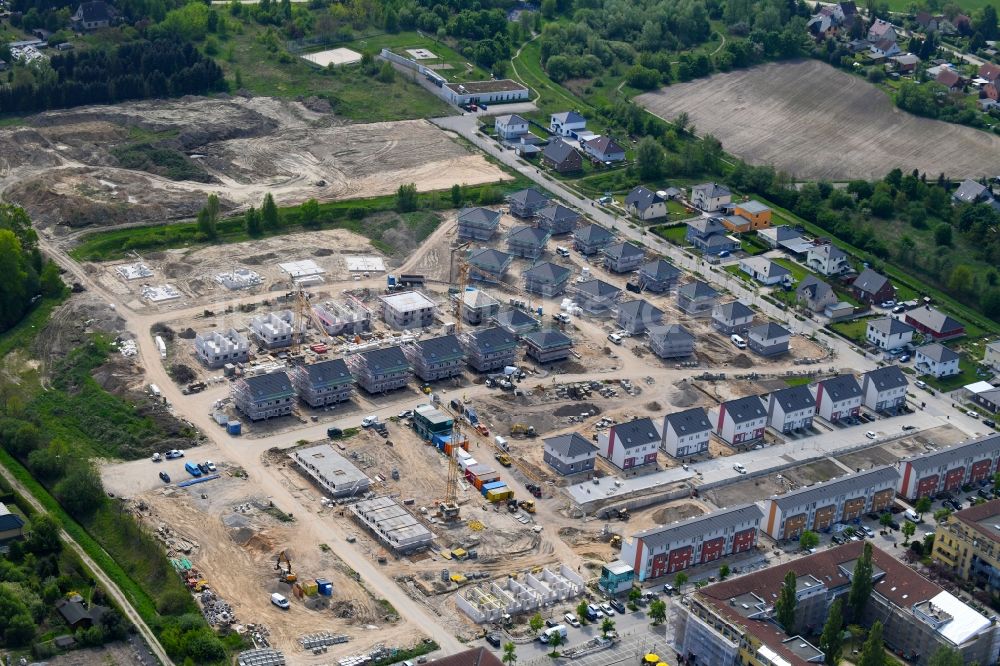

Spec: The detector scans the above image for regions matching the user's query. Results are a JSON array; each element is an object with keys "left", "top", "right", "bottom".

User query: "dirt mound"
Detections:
[
  {"left": 731, "top": 353, "right": 754, "bottom": 368},
  {"left": 670, "top": 384, "right": 700, "bottom": 407},
  {"left": 651, "top": 502, "right": 708, "bottom": 526},
  {"left": 243, "top": 531, "right": 277, "bottom": 553},
  {"left": 244, "top": 253, "right": 278, "bottom": 265}
]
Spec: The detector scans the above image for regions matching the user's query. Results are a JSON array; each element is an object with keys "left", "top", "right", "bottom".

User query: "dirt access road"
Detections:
[
  {"left": 635, "top": 59, "right": 1000, "bottom": 180},
  {"left": 0, "top": 463, "right": 173, "bottom": 666}
]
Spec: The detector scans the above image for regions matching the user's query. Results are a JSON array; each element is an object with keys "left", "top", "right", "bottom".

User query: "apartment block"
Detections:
[
  {"left": 898, "top": 434, "right": 1000, "bottom": 500},
  {"left": 402, "top": 334, "right": 465, "bottom": 381},
  {"left": 194, "top": 328, "right": 250, "bottom": 368},
  {"left": 346, "top": 345, "right": 411, "bottom": 394},
  {"left": 289, "top": 358, "right": 353, "bottom": 408},
  {"left": 232, "top": 371, "right": 296, "bottom": 421}
]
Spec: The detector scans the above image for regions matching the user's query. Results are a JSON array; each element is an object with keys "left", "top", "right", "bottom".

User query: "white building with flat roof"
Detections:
[
  {"left": 195, "top": 328, "right": 250, "bottom": 368},
  {"left": 378, "top": 291, "right": 437, "bottom": 330}
]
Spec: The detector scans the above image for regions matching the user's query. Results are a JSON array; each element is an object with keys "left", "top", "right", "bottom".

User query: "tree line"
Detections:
[{"left": 0, "top": 205, "right": 63, "bottom": 334}]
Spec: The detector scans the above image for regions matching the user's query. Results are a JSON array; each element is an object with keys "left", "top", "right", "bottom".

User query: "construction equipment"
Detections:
[
  {"left": 511, "top": 423, "right": 536, "bottom": 438},
  {"left": 610, "top": 535, "right": 622, "bottom": 549},
  {"left": 275, "top": 550, "right": 297, "bottom": 583},
  {"left": 506, "top": 498, "right": 519, "bottom": 513},
  {"left": 494, "top": 452, "right": 512, "bottom": 467},
  {"left": 517, "top": 499, "right": 536, "bottom": 513},
  {"left": 437, "top": 417, "right": 462, "bottom": 522}
]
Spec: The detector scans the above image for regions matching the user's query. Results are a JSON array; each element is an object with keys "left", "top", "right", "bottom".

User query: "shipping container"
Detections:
[
  {"left": 316, "top": 578, "right": 333, "bottom": 596},
  {"left": 486, "top": 486, "right": 513, "bottom": 502},
  {"left": 458, "top": 457, "right": 478, "bottom": 472},
  {"left": 481, "top": 480, "right": 506, "bottom": 497},
  {"left": 302, "top": 581, "right": 319, "bottom": 596}
]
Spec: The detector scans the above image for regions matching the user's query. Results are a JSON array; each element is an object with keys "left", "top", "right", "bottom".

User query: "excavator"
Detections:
[{"left": 275, "top": 550, "right": 297, "bottom": 583}]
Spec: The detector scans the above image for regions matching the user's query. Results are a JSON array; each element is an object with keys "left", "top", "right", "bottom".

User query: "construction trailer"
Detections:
[
  {"left": 232, "top": 371, "right": 296, "bottom": 421},
  {"left": 311, "top": 298, "right": 372, "bottom": 337},
  {"left": 288, "top": 358, "right": 354, "bottom": 407},
  {"left": 402, "top": 334, "right": 465, "bottom": 382},
  {"left": 248, "top": 311, "right": 302, "bottom": 349},
  {"left": 345, "top": 345, "right": 411, "bottom": 394},
  {"left": 456, "top": 564, "right": 585, "bottom": 623},
  {"left": 292, "top": 444, "right": 370, "bottom": 498},
  {"left": 459, "top": 288, "right": 500, "bottom": 326},
  {"left": 460, "top": 327, "right": 519, "bottom": 372},
  {"left": 194, "top": 328, "right": 250, "bottom": 368},
  {"left": 378, "top": 291, "right": 437, "bottom": 330},
  {"left": 413, "top": 403, "right": 454, "bottom": 441},
  {"left": 350, "top": 496, "right": 433, "bottom": 553}
]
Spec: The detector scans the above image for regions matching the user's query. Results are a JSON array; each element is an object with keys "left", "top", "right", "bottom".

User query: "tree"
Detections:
[
  {"left": 775, "top": 570, "right": 797, "bottom": 634},
  {"left": 848, "top": 542, "right": 873, "bottom": 620},
  {"left": 600, "top": 616, "right": 615, "bottom": 637},
  {"left": 628, "top": 586, "right": 642, "bottom": 604},
  {"left": 396, "top": 183, "right": 418, "bottom": 212},
  {"left": 933, "top": 508, "right": 952, "bottom": 523},
  {"left": 299, "top": 198, "right": 320, "bottom": 228},
  {"left": 934, "top": 223, "right": 953, "bottom": 246},
  {"left": 674, "top": 572, "right": 688, "bottom": 589},
  {"left": 502, "top": 641, "right": 518, "bottom": 665},
  {"left": 261, "top": 193, "right": 280, "bottom": 230},
  {"left": 902, "top": 520, "right": 916, "bottom": 545},
  {"left": 800, "top": 530, "right": 820, "bottom": 550},
  {"left": 196, "top": 207, "right": 216, "bottom": 240},
  {"left": 819, "top": 597, "right": 844, "bottom": 666},
  {"left": 26, "top": 514, "right": 61, "bottom": 555},
  {"left": 857, "top": 620, "right": 885, "bottom": 666},
  {"left": 719, "top": 564, "right": 730, "bottom": 580},
  {"left": 54, "top": 465, "right": 106, "bottom": 519},
  {"left": 529, "top": 612, "right": 544, "bottom": 635},
  {"left": 927, "top": 645, "right": 963, "bottom": 666},
  {"left": 244, "top": 206, "right": 262, "bottom": 236},
  {"left": 451, "top": 184, "right": 463, "bottom": 207},
  {"left": 636, "top": 136, "right": 666, "bottom": 181},
  {"left": 576, "top": 600, "right": 590, "bottom": 624},
  {"left": 948, "top": 264, "right": 973, "bottom": 294},
  {"left": 915, "top": 496, "right": 932, "bottom": 517},
  {"left": 879, "top": 512, "right": 893, "bottom": 528},
  {"left": 649, "top": 599, "right": 666, "bottom": 625},
  {"left": 547, "top": 629, "right": 563, "bottom": 656}
]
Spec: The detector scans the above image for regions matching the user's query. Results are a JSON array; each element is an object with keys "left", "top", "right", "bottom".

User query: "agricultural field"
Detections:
[{"left": 636, "top": 59, "right": 1000, "bottom": 181}]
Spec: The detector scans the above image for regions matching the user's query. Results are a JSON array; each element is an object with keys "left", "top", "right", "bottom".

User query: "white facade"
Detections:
[
  {"left": 597, "top": 419, "right": 660, "bottom": 470},
  {"left": 379, "top": 291, "right": 437, "bottom": 330},
  {"left": 691, "top": 183, "right": 731, "bottom": 212},
  {"left": 916, "top": 346, "right": 961, "bottom": 378},
  {"left": 866, "top": 317, "right": 914, "bottom": 350},
  {"left": 806, "top": 244, "right": 850, "bottom": 276},
  {"left": 549, "top": 112, "right": 586, "bottom": 137},
  {"left": 495, "top": 114, "right": 529, "bottom": 140},
  {"left": 195, "top": 328, "right": 250, "bottom": 368},
  {"left": 985, "top": 341, "right": 1000, "bottom": 370},
  {"left": 766, "top": 392, "right": 815, "bottom": 433},
  {"left": 812, "top": 379, "right": 863, "bottom": 421},
  {"left": 712, "top": 397, "right": 767, "bottom": 446},
  {"left": 660, "top": 410, "right": 712, "bottom": 458}
]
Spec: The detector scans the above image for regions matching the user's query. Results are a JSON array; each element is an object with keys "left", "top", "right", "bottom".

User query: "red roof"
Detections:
[
  {"left": 951, "top": 498, "right": 1000, "bottom": 545},
  {"left": 980, "top": 62, "right": 1000, "bottom": 82},
  {"left": 936, "top": 68, "right": 961, "bottom": 88},
  {"left": 430, "top": 648, "right": 504, "bottom": 666}
]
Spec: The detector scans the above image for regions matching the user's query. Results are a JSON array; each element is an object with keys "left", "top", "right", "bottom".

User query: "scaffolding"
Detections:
[
  {"left": 344, "top": 346, "right": 411, "bottom": 394},
  {"left": 312, "top": 297, "right": 372, "bottom": 337},
  {"left": 456, "top": 565, "right": 585, "bottom": 623},
  {"left": 401, "top": 335, "right": 465, "bottom": 382}
]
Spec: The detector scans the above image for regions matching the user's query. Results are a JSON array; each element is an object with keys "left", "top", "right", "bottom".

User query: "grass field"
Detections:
[
  {"left": 922, "top": 355, "right": 982, "bottom": 391},
  {"left": 652, "top": 224, "right": 690, "bottom": 246},
  {"left": 511, "top": 39, "right": 590, "bottom": 116},
  {"left": 884, "top": 0, "right": 995, "bottom": 10},
  {"left": 830, "top": 317, "right": 876, "bottom": 345},
  {"left": 344, "top": 32, "right": 489, "bottom": 83}
]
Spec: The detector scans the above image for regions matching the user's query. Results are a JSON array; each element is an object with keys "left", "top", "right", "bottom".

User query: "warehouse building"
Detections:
[
  {"left": 289, "top": 358, "right": 353, "bottom": 408},
  {"left": 292, "top": 444, "right": 370, "bottom": 498},
  {"left": 762, "top": 465, "right": 899, "bottom": 539}
]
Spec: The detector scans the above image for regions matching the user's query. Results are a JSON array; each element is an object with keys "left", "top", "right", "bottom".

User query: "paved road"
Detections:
[{"left": 0, "top": 463, "right": 173, "bottom": 666}]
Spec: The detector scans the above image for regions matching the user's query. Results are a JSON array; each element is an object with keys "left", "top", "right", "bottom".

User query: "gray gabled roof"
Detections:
[
  {"left": 575, "top": 279, "right": 622, "bottom": 299},
  {"left": 692, "top": 182, "right": 731, "bottom": 198},
  {"left": 648, "top": 323, "right": 693, "bottom": 343},
  {"left": 551, "top": 110, "right": 586, "bottom": 124},
  {"left": 687, "top": 217, "right": 727, "bottom": 235},
  {"left": 906, "top": 306, "right": 963, "bottom": 335},
  {"left": 906, "top": 433, "right": 1000, "bottom": 473},
  {"left": 574, "top": 222, "right": 613, "bottom": 244},
  {"left": 760, "top": 226, "right": 803, "bottom": 244},
  {"left": 769, "top": 385, "right": 816, "bottom": 413},
  {"left": 523, "top": 261, "right": 571, "bottom": 283},
  {"left": 584, "top": 135, "right": 625, "bottom": 156},
  {"left": 507, "top": 188, "right": 548, "bottom": 207},
  {"left": 76, "top": 0, "right": 112, "bottom": 21},
  {"left": 602, "top": 241, "right": 644, "bottom": 261},
  {"left": 663, "top": 406, "right": 712, "bottom": 435},
  {"left": 496, "top": 113, "right": 528, "bottom": 126},
  {"left": 522, "top": 328, "right": 573, "bottom": 350},
  {"left": 536, "top": 203, "right": 579, "bottom": 225},
  {"left": 359, "top": 345, "right": 410, "bottom": 372},
  {"left": 796, "top": 275, "right": 834, "bottom": 301},
  {"left": 0, "top": 504, "right": 24, "bottom": 533},
  {"left": 468, "top": 248, "right": 513, "bottom": 272},
  {"left": 853, "top": 268, "right": 891, "bottom": 295},
  {"left": 677, "top": 280, "right": 719, "bottom": 300},
  {"left": 302, "top": 358, "right": 352, "bottom": 386},
  {"left": 633, "top": 504, "right": 764, "bottom": 550},
  {"left": 916, "top": 342, "right": 959, "bottom": 363},
  {"left": 954, "top": 179, "right": 990, "bottom": 204},
  {"left": 748, "top": 321, "right": 790, "bottom": 341},
  {"left": 714, "top": 300, "right": 754, "bottom": 322},
  {"left": 809, "top": 242, "right": 847, "bottom": 262},
  {"left": 468, "top": 326, "right": 518, "bottom": 352},
  {"left": 816, "top": 374, "right": 862, "bottom": 401},
  {"left": 864, "top": 365, "right": 909, "bottom": 392},
  {"left": 416, "top": 334, "right": 465, "bottom": 362},
  {"left": 770, "top": 465, "right": 900, "bottom": 509},
  {"left": 867, "top": 316, "right": 914, "bottom": 336},
  {"left": 544, "top": 432, "right": 597, "bottom": 459},
  {"left": 609, "top": 417, "right": 659, "bottom": 449},
  {"left": 458, "top": 207, "right": 501, "bottom": 227},
  {"left": 618, "top": 299, "right": 663, "bottom": 321},
  {"left": 722, "top": 395, "right": 767, "bottom": 423},
  {"left": 741, "top": 257, "right": 791, "bottom": 280},
  {"left": 625, "top": 186, "right": 664, "bottom": 211},
  {"left": 243, "top": 371, "right": 294, "bottom": 399},
  {"left": 507, "top": 225, "right": 551, "bottom": 247},
  {"left": 542, "top": 138, "right": 580, "bottom": 165},
  {"left": 640, "top": 259, "right": 681, "bottom": 281}
]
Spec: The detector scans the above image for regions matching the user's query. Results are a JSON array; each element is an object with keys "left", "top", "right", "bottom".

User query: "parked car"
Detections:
[
  {"left": 915, "top": 380, "right": 927, "bottom": 389},
  {"left": 361, "top": 415, "right": 379, "bottom": 428},
  {"left": 733, "top": 463, "right": 747, "bottom": 474},
  {"left": 967, "top": 410, "right": 980, "bottom": 419},
  {"left": 718, "top": 250, "right": 731, "bottom": 258},
  {"left": 270, "top": 593, "right": 290, "bottom": 609},
  {"left": 564, "top": 613, "right": 581, "bottom": 627},
  {"left": 984, "top": 419, "right": 996, "bottom": 429},
  {"left": 865, "top": 431, "right": 877, "bottom": 440},
  {"left": 609, "top": 599, "right": 625, "bottom": 614},
  {"left": 485, "top": 633, "right": 501, "bottom": 648},
  {"left": 327, "top": 427, "right": 343, "bottom": 439},
  {"left": 663, "top": 583, "right": 675, "bottom": 595},
  {"left": 599, "top": 602, "right": 614, "bottom": 616},
  {"left": 944, "top": 499, "right": 962, "bottom": 511},
  {"left": 880, "top": 300, "right": 896, "bottom": 308},
  {"left": 902, "top": 425, "right": 917, "bottom": 431},
  {"left": 545, "top": 618, "right": 558, "bottom": 628},
  {"left": 165, "top": 449, "right": 184, "bottom": 459},
  {"left": 899, "top": 354, "right": 911, "bottom": 363},
  {"left": 861, "top": 526, "right": 875, "bottom": 537},
  {"left": 398, "top": 409, "right": 414, "bottom": 419},
  {"left": 197, "top": 462, "right": 209, "bottom": 474},
  {"left": 832, "top": 534, "right": 845, "bottom": 545},
  {"left": 205, "top": 461, "right": 217, "bottom": 473},
  {"left": 608, "top": 332, "right": 623, "bottom": 345},
  {"left": 158, "top": 471, "right": 170, "bottom": 483},
  {"left": 151, "top": 452, "right": 162, "bottom": 462},
  {"left": 892, "top": 305, "right": 906, "bottom": 314}
]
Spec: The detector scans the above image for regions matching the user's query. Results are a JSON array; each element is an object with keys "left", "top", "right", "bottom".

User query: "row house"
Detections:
[
  {"left": 598, "top": 417, "right": 660, "bottom": 470},
  {"left": 621, "top": 504, "right": 763, "bottom": 580},
  {"left": 660, "top": 406, "right": 712, "bottom": 458},
  {"left": 862, "top": 365, "right": 909, "bottom": 414},
  {"left": 232, "top": 371, "right": 296, "bottom": 421},
  {"left": 898, "top": 434, "right": 1000, "bottom": 500},
  {"left": 345, "top": 345, "right": 411, "bottom": 394},
  {"left": 713, "top": 395, "right": 767, "bottom": 446},
  {"left": 767, "top": 385, "right": 816, "bottom": 433},
  {"left": 812, "top": 374, "right": 862, "bottom": 422},
  {"left": 763, "top": 465, "right": 900, "bottom": 539}
]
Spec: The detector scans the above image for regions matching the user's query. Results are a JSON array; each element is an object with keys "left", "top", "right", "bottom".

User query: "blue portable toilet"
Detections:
[
  {"left": 316, "top": 578, "right": 333, "bottom": 596},
  {"left": 227, "top": 420, "right": 242, "bottom": 436}
]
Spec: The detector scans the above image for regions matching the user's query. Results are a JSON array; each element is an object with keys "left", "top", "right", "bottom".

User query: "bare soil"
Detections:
[{"left": 636, "top": 59, "right": 1000, "bottom": 180}]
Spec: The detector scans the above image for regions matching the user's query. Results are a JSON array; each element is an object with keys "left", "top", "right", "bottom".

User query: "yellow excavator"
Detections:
[{"left": 275, "top": 550, "right": 297, "bottom": 583}]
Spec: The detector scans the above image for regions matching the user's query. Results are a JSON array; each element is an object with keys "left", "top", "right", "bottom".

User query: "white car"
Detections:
[
  {"left": 270, "top": 593, "right": 290, "bottom": 609},
  {"left": 607, "top": 333, "right": 623, "bottom": 345},
  {"left": 967, "top": 410, "right": 980, "bottom": 419},
  {"left": 151, "top": 453, "right": 162, "bottom": 463},
  {"left": 733, "top": 463, "right": 747, "bottom": 474},
  {"left": 205, "top": 461, "right": 217, "bottom": 472},
  {"left": 915, "top": 380, "right": 927, "bottom": 389},
  {"left": 564, "top": 613, "right": 581, "bottom": 627},
  {"left": 361, "top": 415, "right": 379, "bottom": 428},
  {"left": 165, "top": 449, "right": 184, "bottom": 459},
  {"left": 865, "top": 431, "right": 877, "bottom": 440}
]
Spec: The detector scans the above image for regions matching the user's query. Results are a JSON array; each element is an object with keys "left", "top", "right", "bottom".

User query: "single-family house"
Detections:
[
  {"left": 647, "top": 323, "right": 695, "bottom": 359},
  {"left": 967, "top": 382, "right": 1000, "bottom": 414},
  {"left": 522, "top": 328, "right": 573, "bottom": 363},
  {"left": 757, "top": 225, "right": 802, "bottom": 249},
  {"left": 602, "top": 241, "right": 645, "bottom": 273},
  {"left": 676, "top": 280, "right": 719, "bottom": 316},
  {"left": 867, "top": 18, "right": 896, "bottom": 43},
  {"left": 492, "top": 307, "right": 539, "bottom": 337},
  {"left": 572, "top": 222, "right": 614, "bottom": 255},
  {"left": 506, "top": 225, "right": 551, "bottom": 260},
  {"left": 289, "top": 358, "right": 353, "bottom": 407},
  {"left": 871, "top": 39, "right": 901, "bottom": 58},
  {"left": 543, "top": 433, "right": 597, "bottom": 475},
  {"left": 811, "top": 374, "right": 863, "bottom": 422},
  {"left": 808, "top": 13, "right": 837, "bottom": 39},
  {"left": 712, "top": 300, "right": 755, "bottom": 335},
  {"left": 852, "top": 268, "right": 895, "bottom": 304},
  {"left": 457, "top": 207, "right": 501, "bottom": 241},
  {"left": 598, "top": 417, "right": 660, "bottom": 470},
  {"left": 506, "top": 188, "right": 549, "bottom": 218},
  {"left": 0, "top": 504, "right": 25, "bottom": 542},
  {"left": 535, "top": 204, "right": 580, "bottom": 235},
  {"left": 937, "top": 67, "right": 963, "bottom": 91},
  {"left": 905, "top": 305, "right": 965, "bottom": 341},
  {"left": 738, "top": 257, "right": 791, "bottom": 286},
  {"left": 915, "top": 342, "right": 961, "bottom": 378},
  {"left": 637, "top": 259, "right": 681, "bottom": 293},
  {"left": 862, "top": 366, "right": 909, "bottom": 413},
  {"left": 713, "top": 395, "right": 768, "bottom": 446},
  {"left": 890, "top": 53, "right": 920, "bottom": 73},
  {"left": 691, "top": 183, "right": 732, "bottom": 212},
  {"left": 731, "top": 200, "right": 772, "bottom": 230},
  {"left": 979, "top": 62, "right": 1000, "bottom": 100},
  {"left": 747, "top": 322, "right": 791, "bottom": 357},
  {"left": 460, "top": 288, "right": 500, "bottom": 326},
  {"left": 866, "top": 316, "right": 915, "bottom": 350},
  {"left": 625, "top": 186, "right": 667, "bottom": 221},
  {"left": 572, "top": 279, "right": 622, "bottom": 315},
  {"left": 686, "top": 217, "right": 739, "bottom": 255},
  {"left": 541, "top": 138, "right": 582, "bottom": 173},
  {"left": 467, "top": 248, "right": 514, "bottom": 284},
  {"left": 616, "top": 299, "right": 663, "bottom": 335},
  {"left": 581, "top": 135, "right": 626, "bottom": 163},
  {"left": 660, "top": 406, "right": 712, "bottom": 458},
  {"left": 460, "top": 326, "right": 519, "bottom": 372},
  {"left": 806, "top": 243, "right": 850, "bottom": 276},
  {"left": 494, "top": 114, "right": 529, "bottom": 140},
  {"left": 796, "top": 275, "right": 838, "bottom": 312},
  {"left": 71, "top": 0, "right": 114, "bottom": 30},
  {"left": 953, "top": 179, "right": 993, "bottom": 205},
  {"left": 523, "top": 261, "right": 571, "bottom": 297},
  {"left": 549, "top": 111, "right": 587, "bottom": 137},
  {"left": 56, "top": 598, "right": 108, "bottom": 631},
  {"left": 767, "top": 385, "right": 816, "bottom": 433}
]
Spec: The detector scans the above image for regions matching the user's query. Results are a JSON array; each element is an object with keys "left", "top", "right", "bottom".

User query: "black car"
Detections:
[
  {"left": 944, "top": 499, "right": 962, "bottom": 511},
  {"left": 327, "top": 427, "right": 343, "bottom": 439},
  {"left": 984, "top": 419, "right": 997, "bottom": 429},
  {"left": 485, "top": 633, "right": 502, "bottom": 648},
  {"left": 197, "top": 462, "right": 209, "bottom": 474},
  {"left": 831, "top": 534, "right": 845, "bottom": 545},
  {"left": 979, "top": 488, "right": 992, "bottom": 499},
  {"left": 934, "top": 491, "right": 953, "bottom": 500},
  {"left": 158, "top": 471, "right": 171, "bottom": 483},
  {"left": 545, "top": 618, "right": 558, "bottom": 628},
  {"left": 886, "top": 520, "right": 900, "bottom": 530},
  {"left": 609, "top": 599, "right": 626, "bottom": 614}
]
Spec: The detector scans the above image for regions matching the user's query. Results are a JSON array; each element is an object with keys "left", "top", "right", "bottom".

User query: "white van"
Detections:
[
  {"left": 556, "top": 246, "right": 571, "bottom": 258},
  {"left": 730, "top": 334, "right": 747, "bottom": 349},
  {"left": 539, "top": 624, "right": 568, "bottom": 643},
  {"left": 904, "top": 509, "right": 922, "bottom": 523},
  {"left": 608, "top": 332, "right": 623, "bottom": 345}
]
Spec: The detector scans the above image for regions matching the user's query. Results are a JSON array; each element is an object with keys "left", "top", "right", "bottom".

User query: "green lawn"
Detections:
[
  {"left": 784, "top": 376, "right": 814, "bottom": 387},
  {"left": 830, "top": 317, "right": 876, "bottom": 346},
  {"left": 921, "top": 355, "right": 982, "bottom": 392},
  {"left": 883, "top": 0, "right": 994, "bottom": 11},
  {"left": 652, "top": 224, "right": 689, "bottom": 246},
  {"left": 511, "top": 39, "right": 591, "bottom": 116},
  {"left": 344, "top": 32, "right": 489, "bottom": 84}
]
